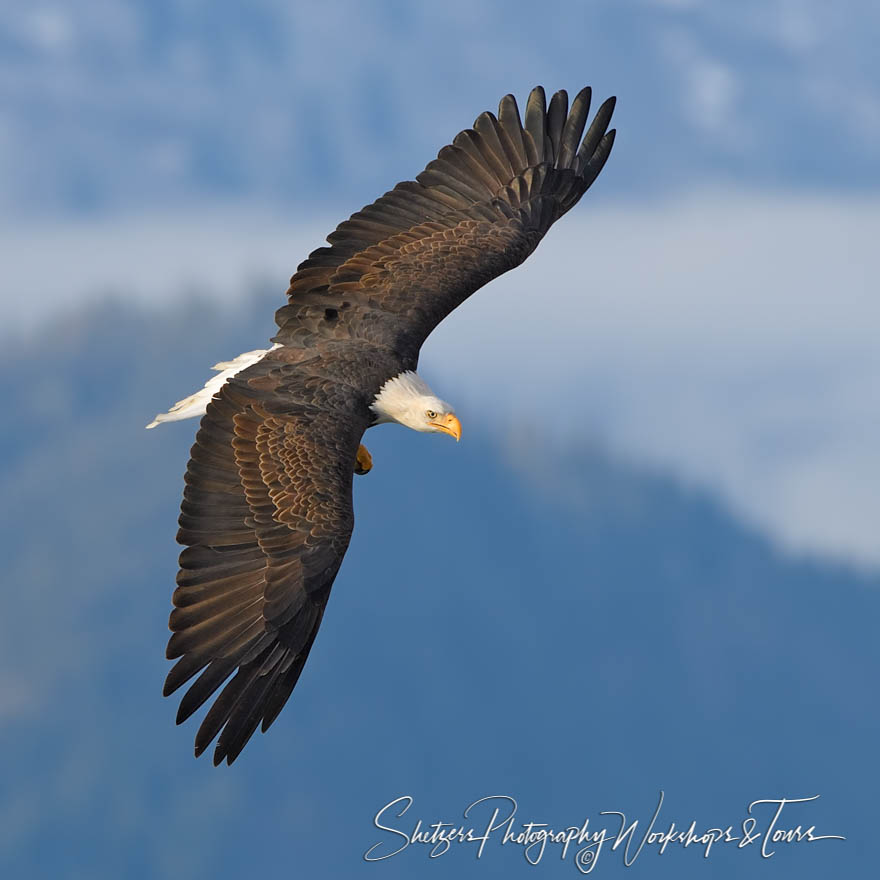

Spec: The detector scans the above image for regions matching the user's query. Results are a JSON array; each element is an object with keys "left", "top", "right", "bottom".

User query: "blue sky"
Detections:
[{"left": 2, "top": 0, "right": 879, "bottom": 565}]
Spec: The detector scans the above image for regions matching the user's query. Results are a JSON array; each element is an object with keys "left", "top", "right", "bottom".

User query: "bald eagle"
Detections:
[{"left": 149, "top": 86, "right": 616, "bottom": 764}]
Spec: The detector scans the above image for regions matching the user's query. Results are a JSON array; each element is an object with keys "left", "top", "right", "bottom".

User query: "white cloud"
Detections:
[
  {"left": 429, "top": 190, "right": 880, "bottom": 568},
  {"left": 0, "top": 204, "right": 332, "bottom": 329},
  {"left": 3, "top": 190, "right": 879, "bottom": 568},
  {"left": 658, "top": 27, "right": 743, "bottom": 140},
  {"left": 774, "top": 0, "right": 821, "bottom": 52},
  {"left": 21, "top": 8, "right": 75, "bottom": 53}
]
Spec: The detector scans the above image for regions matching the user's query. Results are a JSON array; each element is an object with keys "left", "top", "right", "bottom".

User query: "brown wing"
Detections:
[
  {"left": 163, "top": 363, "right": 369, "bottom": 765},
  {"left": 274, "top": 86, "right": 616, "bottom": 360}
]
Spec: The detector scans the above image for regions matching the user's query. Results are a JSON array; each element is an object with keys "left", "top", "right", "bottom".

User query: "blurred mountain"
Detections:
[
  {"left": 0, "top": 291, "right": 875, "bottom": 878},
  {"left": 2, "top": 0, "right": 879, "bottom": 216}
]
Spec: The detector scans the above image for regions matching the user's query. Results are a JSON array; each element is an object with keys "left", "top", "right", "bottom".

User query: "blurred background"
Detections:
[{"left": 0, "top": 1, "right": 877, "bottom": 876}]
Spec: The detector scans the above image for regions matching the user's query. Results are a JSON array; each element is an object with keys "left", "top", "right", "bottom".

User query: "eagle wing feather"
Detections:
[
  {"left": 274, "top": 87, "right": 616, "bottom": 359},
  {"left": 165, "top": 363, "right": 368, "bottom": 765}
]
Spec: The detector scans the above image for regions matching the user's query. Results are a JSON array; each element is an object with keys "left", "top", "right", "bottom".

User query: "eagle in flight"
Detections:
[{"left": 149, "top": 86, "right": 616, "bottom": 764}]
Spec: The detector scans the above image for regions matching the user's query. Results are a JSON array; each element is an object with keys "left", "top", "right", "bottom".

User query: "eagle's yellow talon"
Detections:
[{"left": 355, "top": 444, "right": 372, "bottom": 475}]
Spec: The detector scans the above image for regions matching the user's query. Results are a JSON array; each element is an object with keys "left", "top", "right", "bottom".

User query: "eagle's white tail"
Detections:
[{"left": 145, "top": 344, "right": 281, "bottom": 429}]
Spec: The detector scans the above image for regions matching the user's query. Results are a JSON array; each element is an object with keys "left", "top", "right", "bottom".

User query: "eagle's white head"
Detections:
[{"left": 369, "top": 371, "right": 461, "bottom": 440}]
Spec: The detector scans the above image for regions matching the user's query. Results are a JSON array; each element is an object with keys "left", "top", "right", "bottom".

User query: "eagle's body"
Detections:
[{"left": 151, "top": 86, "right": 616, "bottom": 764}]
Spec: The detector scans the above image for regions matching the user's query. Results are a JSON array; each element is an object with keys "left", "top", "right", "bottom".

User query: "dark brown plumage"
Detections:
[{"left": 164, "top": 86, "right": 616, "bottom": 764}]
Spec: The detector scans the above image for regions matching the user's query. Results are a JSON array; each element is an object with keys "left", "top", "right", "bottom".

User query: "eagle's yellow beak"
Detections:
[{"left": 431, "top": 413, "right": 462, "bottom": 442}]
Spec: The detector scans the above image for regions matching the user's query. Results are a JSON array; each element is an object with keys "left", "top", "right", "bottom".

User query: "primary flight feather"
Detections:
[{"left": 150, "top": 86, "right": 616, "bottom": 764}]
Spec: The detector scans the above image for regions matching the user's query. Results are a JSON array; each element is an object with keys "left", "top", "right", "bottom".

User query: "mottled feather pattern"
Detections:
[
  {"left": 166, "top": 86, "right": 615, "bottom": 763},
  {"left": 166, "top": 360, "right": 375, "bottom": 764},
  {"left": 274, "top": 86, "right": 615, "bottom": 360}
]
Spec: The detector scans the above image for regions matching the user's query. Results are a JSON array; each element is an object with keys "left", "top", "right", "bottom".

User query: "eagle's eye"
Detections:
[{"left": 425, "top": 410, "right": 437, "bottom": 420}]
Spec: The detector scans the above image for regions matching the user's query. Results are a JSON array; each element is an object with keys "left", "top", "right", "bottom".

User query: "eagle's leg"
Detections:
[{"left": 354, "top": 444, "right": 373, "bottom": 475}]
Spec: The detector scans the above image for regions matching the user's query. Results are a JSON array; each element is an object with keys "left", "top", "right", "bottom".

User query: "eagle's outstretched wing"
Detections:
[
  {"left": 274, "top": 87, "right": 615, "bottom": 360},
  {"left": 164, "top": 358, "right": 370, "bottom": 765},
  {"left": 165, "top": 86, "right": 616, "bottom": 764}
]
